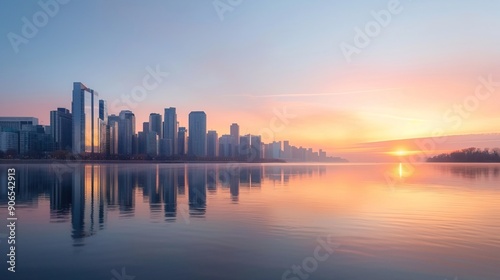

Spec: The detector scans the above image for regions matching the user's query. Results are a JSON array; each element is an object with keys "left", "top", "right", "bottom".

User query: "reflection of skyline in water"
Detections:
[{"left": 0, "top": 164, "right": 326, "bottom": 245}]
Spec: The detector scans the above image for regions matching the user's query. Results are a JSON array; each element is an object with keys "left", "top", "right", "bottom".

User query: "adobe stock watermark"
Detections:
[
  {"left": 339, "top": 0, "right": 405, "bottom": 63},
  {"left": 213, "top": 0, "right": 243, "bottom": 21},
  {"left": 110, "top": 65, "right": 169, "bottom": 113},
  {"left": 281, "top": 235, "right": 340, "bottom": 280},
  {"left": 111, "top": 267, "right": 135, "bottom": 280},
  {"left": 385, "top": 74, "right": 500, "bottom": 189},
  {"left": 7, "top": 0, "right": 70, "bottom": 54}
]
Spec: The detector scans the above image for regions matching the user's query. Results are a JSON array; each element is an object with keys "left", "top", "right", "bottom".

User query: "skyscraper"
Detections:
[
  {"left": 177, "top": 127, "right": 187, "bottom": 155},
  {"left": 163, "top": 108, "right": 178, "bottom": 156},
  {"left": 250, "top": 135, "right": 262, "bottom": 160},
  {"left": 108, "top": 114, "right": 120, "bottom": 155},
  {"left": 283, "top": 140, "right": 291, "bottom": 160},
  {"left": 118, "top": 110, "right": 135, "bottom": 155},
  {"left": 218, "top": 135, "right": 232, "bottom": 158},
  {"left": 149, "top": 113, "right": 162, "bottom": 138},
  {"left": 99, "top": 100, "right": 108, "bottom": 154},
  {"left": 239, "top": 134, "right": 261, "bottom": 161},
  {"left": 72, "top": 82, "right": 101, "bottom": 154},
  {"left": 206, "top": 130, "right": 218, "bottom": 158},
  {"left": 239, "top": 134, "right": 251, "bottom": 159},
  {"left": 50, "top": 108, "right": 72, "bottom": 151},
  {"left": 230, "top": 123, "right": 239, "bottom": 157},
  {"left": 188, "top": 111, "right": 206, "bottom": 157}
]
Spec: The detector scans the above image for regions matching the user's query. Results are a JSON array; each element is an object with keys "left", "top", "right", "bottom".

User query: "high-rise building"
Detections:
[
  {"left": 250, "top": 135, "right": 262, "bottom": 160},
  {"left": 50, "top": 108, "right": 72, "bottom": 151},
  {"left": 99, "top": 100, "right": 108, "bottom": 154},
  {"left": 99, "top": 100, "right": 107, "bottom": 121},
  {"left": 283, "top": 140, "right": 291, "bottom": 160},
  {"left": 177, "top": 127, "right": 187, "bottom": 155},
  {"left": 188, "top": 111, "right": 206, "bottom": 157},
  {"left": 137, "top": 132, "right": 147, "bottom": 155},
  {"left": 118, "top": 110, "right": 135, "bottom": 155},
  {"left": 146, "top": 131, "right": 158, "bottom": 156},
  {"left": 163, "top": 108, "right": 178, "bottom": 156},
  {"left": 239, "top": 134, "right": 251, "bottom": 159},
  {"left": 218, "top": 135, "right": 232, "bottom": 157},
  {"left": 72, "top": 82, "right": 101, "bottom": 154},
  {"left": 230, "top": 123, "right": 239, "bottom": 157},
  {"left": 108, "top": 115, "right": 120, "bottom": 155},
  {"left": 239, "top": 134, "right": 261, "bottom": 161},
  {"left": 207, "top": 130, "right": 219, "bottom": 158},
  {"left": 149, "top": 113, "right": 162, "bottom": 138},
  {"left": 269, "top": 141, "right": 281, "bottom": 159}
]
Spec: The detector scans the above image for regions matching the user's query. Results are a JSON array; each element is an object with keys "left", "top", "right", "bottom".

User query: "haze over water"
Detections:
[{"left": 0, "top": 163, "right": 499, "bottom": 280}]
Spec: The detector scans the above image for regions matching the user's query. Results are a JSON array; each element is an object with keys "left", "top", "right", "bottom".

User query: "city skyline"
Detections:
[{"left": 0, "top": 81, "right": 341, "bottom": 162}]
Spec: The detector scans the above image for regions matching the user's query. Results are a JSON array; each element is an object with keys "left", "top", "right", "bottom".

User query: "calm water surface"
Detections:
[{"left": 0, "top": 163, "right": 499, "bottom": 280}]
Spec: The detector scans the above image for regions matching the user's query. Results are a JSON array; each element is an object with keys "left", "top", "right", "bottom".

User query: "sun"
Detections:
[
  {"left": 394, "top": 150, "right": 408, "bottom": 157},
  {"left": 386, "top": 148, "right": 411, "bottom": 157}
]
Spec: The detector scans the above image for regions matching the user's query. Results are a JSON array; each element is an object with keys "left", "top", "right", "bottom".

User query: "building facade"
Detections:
[
  {"left": 72, "top": 82, "right": 101, "bottom": 154},
  {"left": 163, "top": 108, "right": 178, "bottom": 156},
  {"left": 50, "top": 108, "right": 72, "bottom": 151},
  {"left": 188, "top": 111, "right": 206, "bottom": 157},
  {"left": 207, "top": 130, "right": 219, "bottom": 158}
]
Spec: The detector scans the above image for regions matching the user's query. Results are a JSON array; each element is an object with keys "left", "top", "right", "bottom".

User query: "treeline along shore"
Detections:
[{"left": 427, "top": 147, "right": 500, "bottom": 163}]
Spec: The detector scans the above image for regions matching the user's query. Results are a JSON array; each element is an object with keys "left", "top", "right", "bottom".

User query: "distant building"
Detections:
[
  {"left": 188, "top": 111, "right": 207, "bottom": 157},
  {"left": 207, "top": 130, "right": 219, "bottom": 158},
  {"left": 149, "top": 113, "right": 162, "bottom": 138},
  {"left": 108, "top": 115, "right": 120, "bottom": 155},
  {"left": 137, "top": 132, "right": 147, "bottom": 154},
  {"left": 239, "top": 135, "right": 251, "bottom": 159},
  {"left": 239, "top": 134, "right": 261, "bottom": 161},
  {"left": 19, "top": 125, "right": 52, "bottom": 155},
  {"left": 230, "top": 123, "right": 239, "bottom": 157},
  {"left": 283, "top": 141, "right": 291, "bottom": 160},
  {"left": 250, "top": 135, "right": 262, "bottom": 160},
  {"left": 50, "top": 108, "right": 72, "bottom": 151},
  {"left": 0, "top": 117, "right": 53, "bottom": 155},
  {"left": 163, "top": 108, "right": 178, "bottom": 156},
  {"left": 270, "top": 141, "right": 281, "bottom": 159},
  {"left": 72, "top": 82, "right": 101, "bottom": 154},
  {"left": 146, "top": 131, "right": 158, "bottom": 156},
  {"left": 143, "top": 122, "right": 149, "bottom": 134},
  {"left": 177, "top": 127, "right": 187, "bottom": 155},
  {"left": 0, "top": 131, "right": 18, "bottom": 153},
  {"left": 118, "top": 110, "right": 135, "bottom": 155},
  {"left": 0, "top": 117, "right": 39, "bottom": 132},
  {"left": 218, "top": 135, "right": 232, "bottom": 157},
  {"left": 99, "top": 100, "right": 108, "bottom": 154}
]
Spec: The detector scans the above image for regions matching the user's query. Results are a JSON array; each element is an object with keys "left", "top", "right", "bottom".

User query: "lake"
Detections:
[{"left": 0, "top": 163, "right": 499, "bottom": 280}]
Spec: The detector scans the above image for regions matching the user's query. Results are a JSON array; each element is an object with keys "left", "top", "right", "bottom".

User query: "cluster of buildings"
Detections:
[{"left": 0, "top": 82, "right": 343, "bottom": 162}]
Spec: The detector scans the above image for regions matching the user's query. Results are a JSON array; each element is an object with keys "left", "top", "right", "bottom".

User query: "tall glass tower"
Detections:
[
  {"left": 163, "top": 107, "right": 178, "bottom": 156},
  {"left": 72, "top": 82, "right": 100, "bottom": 154}
]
